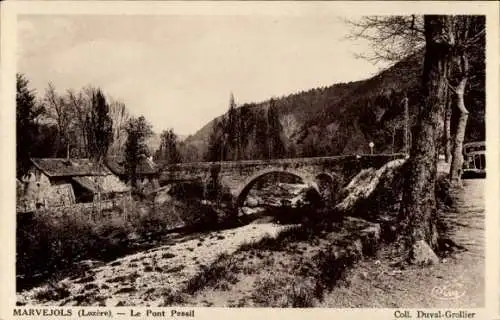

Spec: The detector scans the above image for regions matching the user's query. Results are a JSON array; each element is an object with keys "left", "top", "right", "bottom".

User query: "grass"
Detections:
[
  {"left": 184, "top": 253, "right": 240, "bottom": 295},
  {"left": 252, "top": 275, "right": 318, "bottom": 307}
]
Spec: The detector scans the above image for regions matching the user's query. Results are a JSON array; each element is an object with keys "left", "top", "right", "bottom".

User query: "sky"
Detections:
[{"left": 18, "top": 14, "right": 384, "bottom": 136}]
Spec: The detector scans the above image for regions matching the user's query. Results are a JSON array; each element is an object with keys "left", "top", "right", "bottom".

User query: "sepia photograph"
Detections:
[{"left": 3, "top": 1, "right": 497, "bottom": 314}]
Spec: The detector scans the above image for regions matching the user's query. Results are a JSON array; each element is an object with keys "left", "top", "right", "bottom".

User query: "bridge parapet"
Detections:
[{"left": 160, "top": 153, "right": 406, "bottom": 171}]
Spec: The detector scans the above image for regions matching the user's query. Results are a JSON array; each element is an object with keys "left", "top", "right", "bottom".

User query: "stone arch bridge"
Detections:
[{"left": 158, "top": 154, "right": 405, "bottom": 208}]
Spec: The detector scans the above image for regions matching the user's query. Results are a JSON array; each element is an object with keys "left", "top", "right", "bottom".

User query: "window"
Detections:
[{"left": 467, "top": 156, "right": 475, "bottom": 169}]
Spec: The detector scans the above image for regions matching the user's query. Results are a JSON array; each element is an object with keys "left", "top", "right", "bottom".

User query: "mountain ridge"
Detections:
[{"left": 181, "top": 50, "right": 484, "bottom": 161}]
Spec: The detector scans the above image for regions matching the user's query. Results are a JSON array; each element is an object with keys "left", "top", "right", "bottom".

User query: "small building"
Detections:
[
  {"left": 18, "top": 158, "right": 131, "bottom": 210},
  {"left": 106, "top": 155, "right": 160, "bottom": 194}
]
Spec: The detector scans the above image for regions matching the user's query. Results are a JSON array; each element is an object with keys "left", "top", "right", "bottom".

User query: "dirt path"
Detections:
[
  {"left": 17, "top": 222, "right": 290, "bottom": 307},
  {"left": 319, "top": 179, "right": 484, "bottom": 308}
]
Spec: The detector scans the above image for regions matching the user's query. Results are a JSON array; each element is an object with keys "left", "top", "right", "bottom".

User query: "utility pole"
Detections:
[
  {"left": 392, "top": 127, "right": 395, "bottom": 154},
  {"left": 403, "top": 94, "right": 409, "bottom": 155},
  {"left": 267, "top": 103, "right": 271, "bottom": 160},
  {"left": 96, "top": 156, "right": 103, "bottom": 220}
]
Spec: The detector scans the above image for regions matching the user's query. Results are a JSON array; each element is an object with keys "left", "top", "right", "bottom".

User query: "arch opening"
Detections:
[{"left": 236, "top": 171, "right": 323, "bottom": 222}]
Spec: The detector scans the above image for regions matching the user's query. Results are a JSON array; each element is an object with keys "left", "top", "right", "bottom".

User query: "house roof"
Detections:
[
  {"left": 106, "top": 155, "right": 158, "bottom": 176},
  {"left": 72, "top": 175, "right": 130, "bottom": 194},
  {"left": 30, "top": 158, "right": 112, "bottom": 177}
]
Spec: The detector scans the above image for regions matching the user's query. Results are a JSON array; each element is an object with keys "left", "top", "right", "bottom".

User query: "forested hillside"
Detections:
[{"left": 183, "top": 49, "right": 485, "bottom": 161}]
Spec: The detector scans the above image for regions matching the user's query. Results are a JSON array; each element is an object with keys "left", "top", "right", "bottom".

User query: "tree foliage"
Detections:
[
  {"left": 15, "top": 77, "right": 164, "bottom": 185},
  {"left": 65, "top": 88, "right": 90, "bottom": 158},
  {"left": 155, "top": 129, "right": 181, "bottom": 164},
  {"left": 86, "top": 88, "right": 113, "bottom": 162},
  {"left": 204, "top": 94, "right": 287, "bottom": 161},
  {"left": 124, "top": 116, "right": 153, "bottom": 188},
  {"left": 16, "top": 73, "right": 44, "bottom": 177},
  {"left": 447, "top": 16, "right": 485, "bottom": 183},
  {"left": 108, "top": 99, "right": 131, "bottom": 157},
  {"left": 267, "top": 98, "right": 286, "bottom": 159},
  {"left": 44, "top": 83, "right": 73, "bottom": 157}
]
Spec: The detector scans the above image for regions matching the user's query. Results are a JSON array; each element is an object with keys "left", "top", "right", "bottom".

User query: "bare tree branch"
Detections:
[{"left": 344, "top": 15, "right": 425, "bottom": 65}]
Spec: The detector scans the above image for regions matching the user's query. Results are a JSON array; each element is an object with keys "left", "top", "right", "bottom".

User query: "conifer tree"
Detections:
[
  {"left": 125, "top": 116, "right": 152, "bottom": 188},
  {"left": 86, "top": 88, "right": 113, "bottom": 162},
  {"left": 16, "top": 73, "right": 43, "bottom": 177}
]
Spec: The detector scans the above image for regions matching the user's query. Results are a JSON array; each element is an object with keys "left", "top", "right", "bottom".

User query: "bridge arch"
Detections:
[{"left": 234, "top": 169, "right": 318, "bottom": 209}]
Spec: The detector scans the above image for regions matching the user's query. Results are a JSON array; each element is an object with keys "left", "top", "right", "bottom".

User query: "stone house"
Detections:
[
  {"left": 18, "top": 158, "right": 131, "bottom": 211},
  {"left": 106, "top": 155, "right": 160, "bottom": 194}
]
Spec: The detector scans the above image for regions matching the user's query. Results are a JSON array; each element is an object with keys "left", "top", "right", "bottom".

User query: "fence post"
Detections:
[{"left": 123, "top": 197, "right": 128, "bottom": 221}]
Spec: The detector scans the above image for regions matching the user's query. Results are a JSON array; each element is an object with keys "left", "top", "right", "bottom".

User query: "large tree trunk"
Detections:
[
  {"left": 449, "top": 76, "right": 469, "bottom": 185},
  {"left": 398, "top": 16, "right": 453, "bottom": 262}
]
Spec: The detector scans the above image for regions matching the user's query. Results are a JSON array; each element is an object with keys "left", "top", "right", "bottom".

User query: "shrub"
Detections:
[
  {"left": 149, "top": 198, "right": 222, "bottom": 234},
  {"left": 312, "top": 245, "right": 358, "bottom": 296},
  {"left": 161, "top": 252, "right": 176, "bottom": 259},
  {"left": 168, "top": 182, "right": 204, "bottom": 199},
  {"left": 115, "top": 286, "right": 136, "bottom": 294},
  {"left": 74, "top": 274, "right": 96, "bottom": 284},
  {"left": 16, "top": 195, "right": 231, "bottom": 293},
  {"left": 272, "top": 200, "right": 304, "bottom": 224},
  {"left": 252, "top": 275, "right": 316, "bottom": 307},
  {"left": 162, "top": 288, "right": 185, "bottom": 306},
  {"left": 17, "top": 213, "right": 103, "bottom": 291},
  {"left": 184, "top": 253, "right": 239, "bottom": 294},
  {"left": 32, "top": 283, "right": 70, "bottom": 302},
  {"left": 166, "top": 265, "right": 185, "bottom": 273},
  {"left": 83, "top": 283, "right": 98, "bottom": 291}
]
